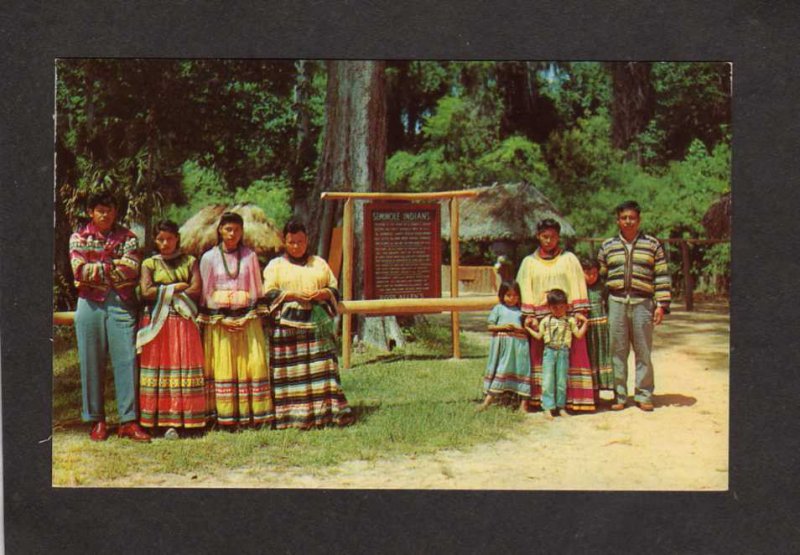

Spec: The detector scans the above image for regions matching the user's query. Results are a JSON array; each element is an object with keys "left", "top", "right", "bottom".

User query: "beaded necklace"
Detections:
[{"left": 219, "top": 244, "right": 241, "bottom": 279}]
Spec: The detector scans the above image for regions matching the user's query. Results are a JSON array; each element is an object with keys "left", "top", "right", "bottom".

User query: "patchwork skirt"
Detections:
[
  {"left": 138, "top": 313, "right": 206, "bottom": 428},
  {"left": 483, "top": 335, "right": 532, "bottom": 399},
  {"left": 269, "top": 325, "right": 351, "bottom": 429},
  {"left": 203, "top": 318, "right": 272, "bottom": 427},
  {"left": 586, "top": 317, "right": 614, "bottom": 391}
]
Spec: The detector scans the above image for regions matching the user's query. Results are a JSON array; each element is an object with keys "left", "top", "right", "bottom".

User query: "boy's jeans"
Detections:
[{"left": 541, "top": 346, "right": 569, "bottom": 411}]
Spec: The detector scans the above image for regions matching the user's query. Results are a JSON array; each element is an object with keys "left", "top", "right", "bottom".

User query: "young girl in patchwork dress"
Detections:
[
  {"left": 137, "top": 220, "right": 206, "bottom": 438},
  {"left": 478, "top": 281, "right": 532, "bottom": 412},
  {"left": 581, "top": 257, "right": 614, "bottom": 394}
]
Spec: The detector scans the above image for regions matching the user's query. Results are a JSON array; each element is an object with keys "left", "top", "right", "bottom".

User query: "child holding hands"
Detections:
[
  {"left": 479, "top": 281, "right": 532, "bottom": 412},
  {"left": 525, "top": 289, "right": 588, "bottom": 420}
]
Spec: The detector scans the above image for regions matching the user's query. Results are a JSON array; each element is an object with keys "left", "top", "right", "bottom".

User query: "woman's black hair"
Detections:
[
  {"left": 498, "top": 280, "right": 522, "bottom": 305},
  {"left": 283, "top": 219, "right": 307, "bottom": 236},
  {"left": 87, "top": 190, "right": 117, "bottom": 210},
  {"left": 536, "top": 218, "right": 561, "bottom": 234},
  {"left": 217, "top": 212, "right": 244, "bottom": 245},
  {"left": 155, "top": 219, "right": 180, "bottom": 237},
  {"left": 546, "top": 288, "right": 568, "bottom": 305}
]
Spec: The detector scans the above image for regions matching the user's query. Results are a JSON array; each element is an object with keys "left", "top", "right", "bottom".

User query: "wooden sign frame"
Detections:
[
  {"left": 363, "top": 202, "right": 441, "bottom": 301},
  {"left": 320, "top": 190, "right": 495, "bottom": 369}
]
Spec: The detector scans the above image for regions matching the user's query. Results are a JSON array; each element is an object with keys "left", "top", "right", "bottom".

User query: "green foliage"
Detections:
[
  {"left": 545, "top": 109, "right": 622, "bottom": 206},
  {"left": 162, "top": 161, "right": 292, "bottom": 228},
  {"left": 539, "top": 62, "right": 612, "bottom": 127},
  {"left": 233, "top": 178, "right": 292, "bottom": 230}
]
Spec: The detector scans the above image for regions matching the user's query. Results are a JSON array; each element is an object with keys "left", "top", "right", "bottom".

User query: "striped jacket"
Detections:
[
  {"left": 597, "top": 232, "right": 671, "bottom": 310},
  {"left": 69, "top": 222, "right": 141, "bottom": 304}
]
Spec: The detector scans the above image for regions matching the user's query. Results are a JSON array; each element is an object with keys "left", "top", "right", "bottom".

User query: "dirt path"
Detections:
[{"left": 111, "top": 304, "right": 729, "bottom": 490}]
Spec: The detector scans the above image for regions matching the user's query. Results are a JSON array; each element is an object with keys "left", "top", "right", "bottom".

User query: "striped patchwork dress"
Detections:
[
  {"left": 586, "top": 282, "right": 613, "bottom": 391},
  {"left": 263, "top": 255, "right": 352, "bottom": 429},
  {"left": 484, "top": 303, "right": 532, "bottom": 400},
  {"left": 198, "top": 245, "right": 272, "bottom": 427},
  {"left": 137, "top": 254, "right": 206, "bottom": 429},
  {"left": 516, "top": 249, "right": 596, "bottom": 411}
]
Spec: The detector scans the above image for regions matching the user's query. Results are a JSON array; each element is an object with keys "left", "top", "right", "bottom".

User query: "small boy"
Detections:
[{"left": 525, "top": 289, "right": 588, "bottom": 420}]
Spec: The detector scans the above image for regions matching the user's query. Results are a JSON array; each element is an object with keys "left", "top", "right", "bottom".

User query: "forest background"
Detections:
[{"left": 53, "top": 60, "right": 731, "bottom": 311}]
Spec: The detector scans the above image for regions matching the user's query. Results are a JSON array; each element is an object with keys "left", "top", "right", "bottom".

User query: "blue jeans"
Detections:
[
  {"left": 75, "top": 291, "right": 138, "bottom": 423},
  {"left": 608, "top": 297, "right": 655, "bottom": 404},
  {"left": 541, "top": 346, "right": 569, "bottom": 411}
]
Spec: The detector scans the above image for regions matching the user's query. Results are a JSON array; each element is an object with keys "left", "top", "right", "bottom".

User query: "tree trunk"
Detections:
[
  {"left": 609, "top": 62, "right": 655, "bottom": 153},
  {"left": 290, "top": 60, "right": 318, "bottom": 224},
  {"left": 312, "top": 60, "right": 405, "bottom": 351}
]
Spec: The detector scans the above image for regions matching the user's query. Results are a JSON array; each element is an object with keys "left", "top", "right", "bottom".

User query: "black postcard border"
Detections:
[{"left": 1, "top": 1, "right": 796, "bottom": 552}]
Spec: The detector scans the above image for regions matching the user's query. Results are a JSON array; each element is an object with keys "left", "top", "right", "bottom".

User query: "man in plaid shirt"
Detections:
[{"left": 70, "top": 190, "right": 150, "bottom": 442}]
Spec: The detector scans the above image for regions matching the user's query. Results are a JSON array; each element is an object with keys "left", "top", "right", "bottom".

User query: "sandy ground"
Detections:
[{"left": 101, "top": 303, "right": 729, "bottom": 490}]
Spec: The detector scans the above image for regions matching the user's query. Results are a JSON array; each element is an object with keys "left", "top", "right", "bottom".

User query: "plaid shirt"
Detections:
[{"left": 69, "top": 222, "right": 141, "bottom": 303}]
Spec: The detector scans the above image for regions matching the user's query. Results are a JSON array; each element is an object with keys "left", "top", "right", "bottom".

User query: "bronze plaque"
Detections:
[{"left": 363, "top": 202, "right": 441, "bottom": 300}]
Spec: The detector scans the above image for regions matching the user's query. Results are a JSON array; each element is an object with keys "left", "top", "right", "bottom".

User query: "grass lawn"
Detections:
[{"left": 52, "top": 321, "right": 529, "bottom": 486}]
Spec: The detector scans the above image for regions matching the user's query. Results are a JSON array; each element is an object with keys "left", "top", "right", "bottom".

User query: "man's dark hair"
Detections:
[
  {"left": 546, "top": 288, "right": 568, "bottom": 306},
  {"left": 615, "top": 200, "right": 641, "bottom": 216},
  {"left": 87, "top": 190, "right": 117, "bottom": 210},
  {"left": 283, "top": 219, "right": 307, "bottom": 236},
  {"left": 536, "top": 218, "right": 561, "bottom": 234}
]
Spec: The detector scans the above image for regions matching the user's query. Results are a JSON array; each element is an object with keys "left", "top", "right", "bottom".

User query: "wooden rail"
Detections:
[
  {"left": 339, "top": 296, "right": 496, "bottom": 315},
  {"left": 321, "top": 190, "right": 478, "bottom": 201}
]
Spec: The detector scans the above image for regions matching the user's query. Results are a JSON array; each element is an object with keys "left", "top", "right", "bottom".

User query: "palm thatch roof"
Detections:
[
  {"left": 179, "top": 203, "right": 283, "bottom": 259},
  {"left": 440, "top": 182, "right": 575, "bottom": 242},
  {"left": 702, "top": 192, "right": 731, "bottom": 239}
]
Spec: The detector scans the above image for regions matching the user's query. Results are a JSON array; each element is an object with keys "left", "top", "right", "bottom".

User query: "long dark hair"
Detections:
[
  {"left": 498, "top": 280, "right": 522, "bottom": 306},
  {"left": 216, "top": 212, "right": 244, "bottom": 245}
]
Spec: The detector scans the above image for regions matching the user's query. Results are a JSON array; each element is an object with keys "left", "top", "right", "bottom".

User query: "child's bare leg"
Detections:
[{"left": 476, "top": 394, "right": 494, "bottom": 412}]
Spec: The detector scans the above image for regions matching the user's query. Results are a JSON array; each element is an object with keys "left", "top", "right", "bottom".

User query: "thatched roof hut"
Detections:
[
  {"left": 440, "top": 182, "right": 575, "bottom": 242},
  {"left": 179, "top": 203, "right": 284, "bottom": 259},
  {"left": 702, "top": 192, "right": 731, "bottom": 239}
]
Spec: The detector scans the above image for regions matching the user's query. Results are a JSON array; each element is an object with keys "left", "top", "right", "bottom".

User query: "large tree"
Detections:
[
  {"left": 311, "top": 60, "right": 405, "bottom": 351},
  {"left": 609, "top": 61, "right": 656, "bottom": 153}
]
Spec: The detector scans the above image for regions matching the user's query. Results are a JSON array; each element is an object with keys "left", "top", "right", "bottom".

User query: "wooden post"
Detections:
[
  {"left": 450, "top": 198, "right": 461, "bottom": 359},
  {"left": 680, "top": 239, "right": 694, "bottom": 312},
  {"left": 341, "top": 198, "right": 354, "bottom": 368}
]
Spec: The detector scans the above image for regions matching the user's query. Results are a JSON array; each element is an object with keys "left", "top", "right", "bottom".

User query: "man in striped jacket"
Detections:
[{"left": 597, "top": 200, "right": 671, "bottom": 412}]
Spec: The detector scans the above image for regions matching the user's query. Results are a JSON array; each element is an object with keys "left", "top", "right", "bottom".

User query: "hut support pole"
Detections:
[
  {"left": 450, "top": 198, "right": 461, "bottom": 359},
  {"left": 342, "top": 199, "right": 354, "bottom": 369},
  {"left": 681, "top": 240, "right": 694, "bottom": 312}
]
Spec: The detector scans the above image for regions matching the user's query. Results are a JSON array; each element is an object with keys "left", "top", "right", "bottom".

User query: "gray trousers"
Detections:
[
  {"left": 608, "top": 298, "right": 655, "bottom": 403},
  {"left": 75, "top": 291, "right": 138, "bottom": 423}
]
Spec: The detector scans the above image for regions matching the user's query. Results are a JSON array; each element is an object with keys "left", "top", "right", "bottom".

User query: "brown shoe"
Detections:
[
  {"left": 118, "top": 422, "right": 151, "bottom": 442},
  {"left": 89, "top": 420, "right": 108, "bottom": 441},
  {"left": 636, "top": 401, "right": 654, "bottom": 412},
  {"left": 610, "top": 403, "right": 626, "bottom": 411}
]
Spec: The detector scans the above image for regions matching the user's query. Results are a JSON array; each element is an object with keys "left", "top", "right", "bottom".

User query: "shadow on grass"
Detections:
[
  {"left": 349, "top": 403, "right": 381, "bottom": 424},
  {"left": 653, "top": 393, "right": 697, "bottom": 408},
  {"left": 355, "top": 351, "right": 484, "bottom": 366}
]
